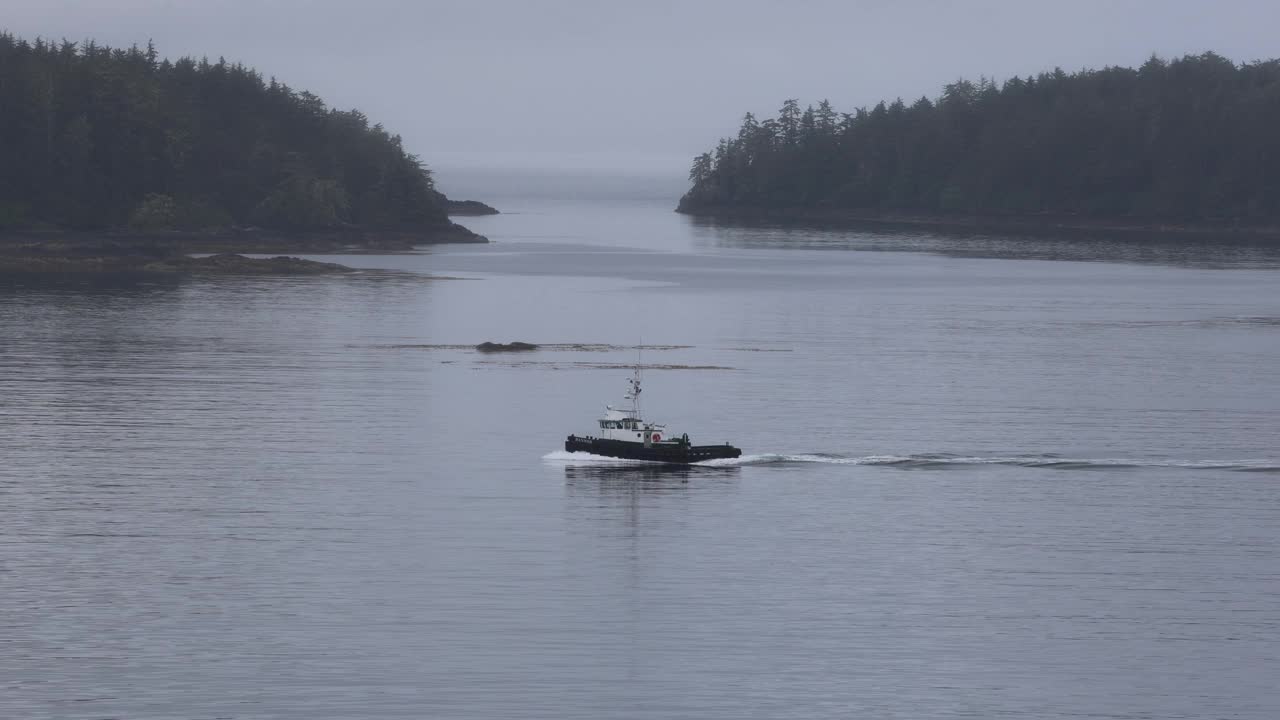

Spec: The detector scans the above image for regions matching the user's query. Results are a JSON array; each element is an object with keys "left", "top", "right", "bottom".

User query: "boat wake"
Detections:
[
  {"left": 544, "top": 450, "right": 668, "bottom": 466},
  {"left": 545, "top": 450, "right": 1280, "bottom": 473},
  {"left": 699, "top": 452, "right": 1280, "bottom": 472}
]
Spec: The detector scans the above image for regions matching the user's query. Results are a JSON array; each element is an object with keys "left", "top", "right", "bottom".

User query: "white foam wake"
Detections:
[{"left": 542, "top": 450, "right": 666, "bottom": 466}]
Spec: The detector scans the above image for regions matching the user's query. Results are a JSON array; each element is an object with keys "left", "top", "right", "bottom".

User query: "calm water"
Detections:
[{"left": 4, "top": 176, "right": 1280, "bottom": 719}]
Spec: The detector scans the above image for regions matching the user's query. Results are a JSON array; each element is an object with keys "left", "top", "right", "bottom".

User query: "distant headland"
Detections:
[
  {"left": 0, "top": 32, "right": 494, "bottom": 272},
  {"left": 445, "top": 199, "right": 500, "bottom": 216},
  {"left": 678, "top": 53, "right": 1280, "bottom": 239}
]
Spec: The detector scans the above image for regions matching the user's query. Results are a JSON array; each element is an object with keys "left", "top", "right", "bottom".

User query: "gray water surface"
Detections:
[{"left": 3, "top": 189, "right": 1280, "bottom": 719}]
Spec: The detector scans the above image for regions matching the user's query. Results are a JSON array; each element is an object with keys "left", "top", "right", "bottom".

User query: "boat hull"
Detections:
[{"left": 565, "top": 435, "right": 741, "bottom": 464}]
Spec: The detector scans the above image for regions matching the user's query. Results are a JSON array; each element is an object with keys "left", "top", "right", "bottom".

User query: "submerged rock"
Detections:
[{"left": 475, "top": 341, "right": 539, "bottom": 353}]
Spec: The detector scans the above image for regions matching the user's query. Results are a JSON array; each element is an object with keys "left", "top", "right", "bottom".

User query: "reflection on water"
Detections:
[
  {"left": 563, "top": 462, "right": 739, "bottom": 486},
  {"left": 686, "top": 215, "right": 1280, "bottom": 268}
]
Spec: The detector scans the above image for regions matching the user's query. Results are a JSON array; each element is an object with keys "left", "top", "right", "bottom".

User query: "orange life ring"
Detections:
[{"left": 652, "top": 433, "right": 661, "bottom": 442}]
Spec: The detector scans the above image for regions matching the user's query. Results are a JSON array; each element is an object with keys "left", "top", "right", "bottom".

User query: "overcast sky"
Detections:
[{"left": 5, "top": 0, "right": 1277, "bottom": 179}]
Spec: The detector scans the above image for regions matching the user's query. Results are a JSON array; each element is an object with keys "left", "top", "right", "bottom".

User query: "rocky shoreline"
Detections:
[
  {"left": 0, "top": 250, "right": 350, "bottom": 275},
  {"left": 0, "top": 222, "right": 488, "bottom": 274},
  {"left": 149, "top": 253, "right": 350, "bottom": 274},
  {"left": 676, "top": 204, "right": 1280, "bottom": 241}
]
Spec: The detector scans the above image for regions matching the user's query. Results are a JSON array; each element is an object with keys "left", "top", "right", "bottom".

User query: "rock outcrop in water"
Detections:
[
  {"left": 444, "top": 199, "right": 500, "bottom": 216},
  {"left": 475, "top": 342, "right": 539, "bottom": 353}
]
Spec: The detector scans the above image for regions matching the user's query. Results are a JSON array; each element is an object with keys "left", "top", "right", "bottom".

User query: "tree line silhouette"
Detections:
[
  {"left": 0, "top": 32, "right": 447, "bottom": 232},
  {"left": 679, "top": 53, "right": 1280, "bottom": 225}
]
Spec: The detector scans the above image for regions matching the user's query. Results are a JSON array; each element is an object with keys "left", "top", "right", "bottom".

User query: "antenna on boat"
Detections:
[{"left": 625, "top": 338, "right": 643, "bottom": 420}]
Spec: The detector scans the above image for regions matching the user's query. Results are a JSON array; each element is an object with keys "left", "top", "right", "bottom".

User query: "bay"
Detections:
[{"left": 3, "top": 171, "right": 1279, "bottom": 719}]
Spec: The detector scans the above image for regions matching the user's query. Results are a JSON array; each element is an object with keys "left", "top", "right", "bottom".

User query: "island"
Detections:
[
  {"left": 0, "top": 33, "right": 494, "bottom": 272},
  {"left": 677, "top": 53, "right": 1280, "bottom": 239}
]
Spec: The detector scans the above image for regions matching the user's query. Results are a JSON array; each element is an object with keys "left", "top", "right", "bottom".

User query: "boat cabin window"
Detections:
[{"left": 598, "top": 419, "right": 646, "bottom": 430}]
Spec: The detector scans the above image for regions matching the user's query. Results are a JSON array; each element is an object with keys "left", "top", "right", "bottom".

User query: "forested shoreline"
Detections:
[
  {"left": 0, "top": 32, "right": 482, "bottom": 246},
  {"left": 679, "top": 53, "right": 1280, "bottom": 233}
]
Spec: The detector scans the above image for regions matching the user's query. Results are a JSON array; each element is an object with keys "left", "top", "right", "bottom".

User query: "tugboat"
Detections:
[{"left": 565, "top": 365, "right": 742, "bottom": 464}]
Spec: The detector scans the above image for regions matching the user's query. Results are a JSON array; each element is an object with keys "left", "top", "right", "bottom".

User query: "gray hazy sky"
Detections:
[{"left": 5, "top": 0, "right": 1277, "bottom": 177}]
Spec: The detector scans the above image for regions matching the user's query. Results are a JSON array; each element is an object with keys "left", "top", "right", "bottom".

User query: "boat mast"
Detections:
[{"left": 625, "top": 341, "right": 643, "bottom": 420}]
